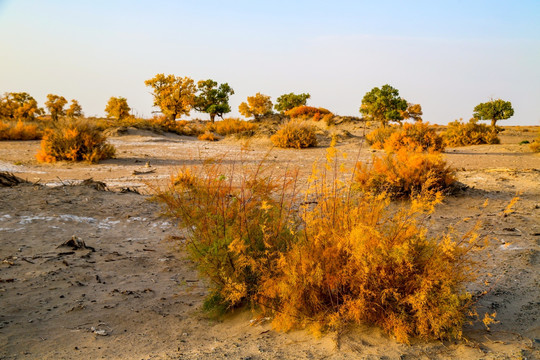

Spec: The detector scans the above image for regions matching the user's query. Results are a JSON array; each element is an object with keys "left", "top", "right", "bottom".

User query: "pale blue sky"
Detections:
[{"left": 1, "top": 0, "right": 539, "bottom": 124}]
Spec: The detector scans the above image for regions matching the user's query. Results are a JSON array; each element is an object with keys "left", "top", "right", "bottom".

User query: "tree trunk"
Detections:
[
  {"left": 210, "top": 113, "right": 216, "bottom": 123},
  {"left": 170, "top": 113, "right": 176, "bottom": 122},
  {"left": 491, "top": 118, "right": 497, "bottom": 128}
]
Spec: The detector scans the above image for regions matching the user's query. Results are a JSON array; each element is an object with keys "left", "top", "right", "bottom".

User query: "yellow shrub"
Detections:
[
  {"left": 158, "top": 146, "right": 481, "bottom": 343},
  {"left": 270, "top": 121, "right": 317, "bottom": 149},
  {"left": 206, "top": 118, "right": 258, "bottom": 136},
  {"left": 36, "top": 119, "right": 115, "bottom": 163},
  {"left": 365, "top": 126, "right": 398, "bottom": 149},
  {"left": 198, "top": 131, "right": 219, "bottom": 141},
  {"left": 355, "top": 148, "right": 456, "bottom": 198},
  {"left": 285, "top": 106, "right": 332, "bottom": 121},
  {"left": 444, "top": 119, "right": 500, "bottom": 147},
  {"left": 261, "top": 193, "right": 476, "bottom": 342},
  {"left": 383, "top": 122, "right": 445, "bottom": 153},
  {"left": 258, "top": 146, "right": 476, "bottom": 343},
  {"left": 0, "top": 120, "right": 41, "bottom": 140}
]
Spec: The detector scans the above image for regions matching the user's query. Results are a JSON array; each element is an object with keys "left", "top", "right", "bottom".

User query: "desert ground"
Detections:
[{"left": 0, "top": 125, "right": 539, "bottom": 359}]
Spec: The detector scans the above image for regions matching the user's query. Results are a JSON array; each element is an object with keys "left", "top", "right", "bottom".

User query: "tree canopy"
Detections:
[
  {"left": 360, "top": 85, "right": 408, "bottom": 127},
  {"left": 145, "top": 74, "right": 196, "bottom": 121},
  {"left": 400, "top": 103, "right": 423, "bottom": 122},
  {"left": 0, "top": 92, "right": 42, "bottom": 120},
  {"left": 193, "top": 79, "right": 234, "bottom": 123},
  {"left": 238, "top": 93, "right": 273, "bottom": 119},
  {"left": 105, "top": 96, "right": 130, "bottom": 120},
  {"left": 66, "top": 99, "right": 83, "bottom": 118},
  {"left": 274, "top": 92, "right": 311, "bottom": 113},
  {"left": 45, "top": 94, "right": 68, "bottom": 121},
  {"left": 473, "top": 99, "right": 514, "bottom": 128}
]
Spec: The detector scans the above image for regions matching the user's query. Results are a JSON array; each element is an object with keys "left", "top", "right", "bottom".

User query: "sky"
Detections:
[{"left": 0, "top": 0, "right": 539, "bottom": 125}]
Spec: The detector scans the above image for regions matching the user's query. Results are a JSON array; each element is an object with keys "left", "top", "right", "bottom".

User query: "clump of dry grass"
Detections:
[
  {"left": 36, "top": 119, "right": 115, "bottom": 163},
  {"left": 270, "top": 121, "right": 317, "bottom": 149}
]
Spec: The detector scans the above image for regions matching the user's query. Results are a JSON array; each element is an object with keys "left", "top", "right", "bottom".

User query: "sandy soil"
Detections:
[{"left": 0, "top": 127, "right": 539, "bottom": 359}]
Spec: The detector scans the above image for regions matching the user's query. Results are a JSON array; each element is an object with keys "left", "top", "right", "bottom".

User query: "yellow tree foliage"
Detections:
[
  {"left": 0, "top": 92, "right": 42, "bottom": 120},
  {"left": 45, "top": 94, "right": 68, "bottom": 121},
  {"left": 238, "top": 92, "right": 273, "bottom": 119},
  {"left": 145, "top": 74, "right": 196, "bottom": 121},
  {"left": 66, "top": 99, "right": 83, "bottom": 118},
  {"left": 104, "top": 96, "right": 131, "bottom": 120},
  {"left": 400, "top": 103, "right": 423, "bottom": 122}
]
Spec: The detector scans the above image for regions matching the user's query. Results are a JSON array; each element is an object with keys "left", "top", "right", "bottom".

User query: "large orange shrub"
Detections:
[
  {"left": 383, "top": 122, "right": 445, "bottom": 153},
  {"left": 158, "top": 145, "right": 481, "bottom": 343},
  {"left": 354, "top": 147, "right": 456, "bottom": 198},
  {"left": 36, "top": 119, "right": 115, "bottom": 163}
]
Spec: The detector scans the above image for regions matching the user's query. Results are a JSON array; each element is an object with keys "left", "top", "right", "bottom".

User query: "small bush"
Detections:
[
  {"left": 198, "top": 131, "right": 219, "bottom": 141},
  {"left": 444, "top": 119, "right": 500, "bottom": 147},
  {"left": 36, "top": 119, "right": 115, "bottom": 163},
  {"left": 206, "top": 118, "right": 258, "bottom": 136},
  {"left": 354, "top": 148, "right": 456, "bottom": 198},
  {"left": 270, "top": 121, "right": 317, "bottom": 149},
  {"left": 365, "top": 126, "right": 398, "bottom": 149},
  {"left": 383, "top": 122, "right": 445, "bottom": 153},
  {"left": 285, "top": 106, "right": 332, "bottom": 120},
  {"left": 0, "top": 120, "right": 41, "bottom": 140}
]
